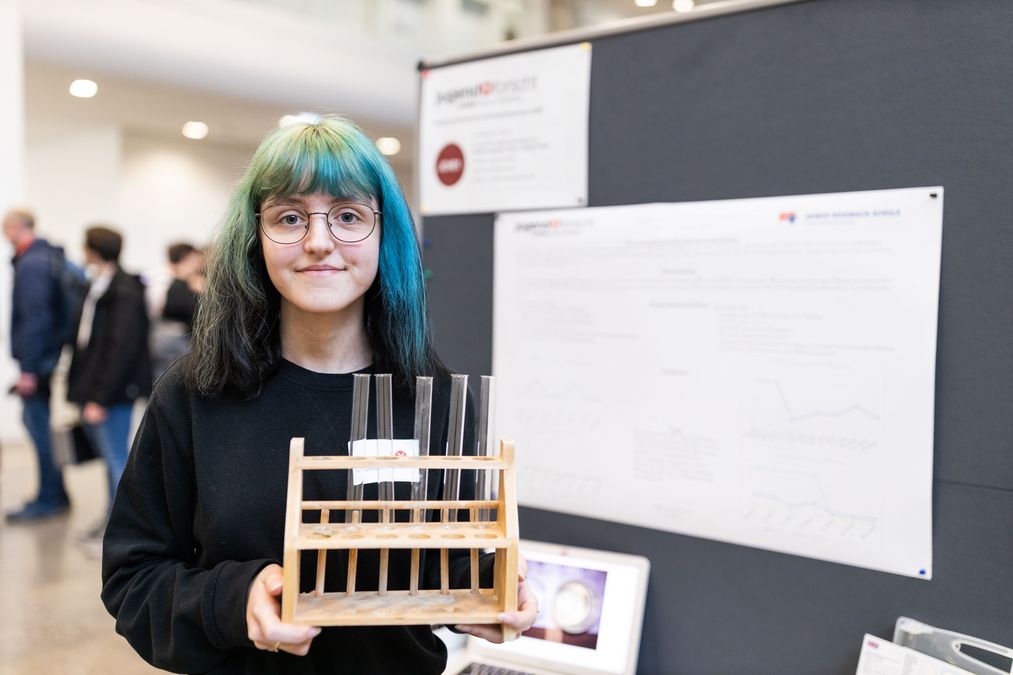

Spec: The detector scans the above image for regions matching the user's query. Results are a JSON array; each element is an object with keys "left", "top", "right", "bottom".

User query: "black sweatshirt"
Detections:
[{"left": 101, "top": 360, "right": 492, "bottom": 674}]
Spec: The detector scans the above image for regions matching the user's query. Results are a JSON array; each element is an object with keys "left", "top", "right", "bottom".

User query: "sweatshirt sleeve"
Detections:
[{"left": 100, "top": 393, "right": 273, "bottom": 673}]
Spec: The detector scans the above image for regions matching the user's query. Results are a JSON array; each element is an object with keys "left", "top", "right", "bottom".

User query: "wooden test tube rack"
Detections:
[{"left": 280, "top": 437, "right": 520, "bottom": 639}]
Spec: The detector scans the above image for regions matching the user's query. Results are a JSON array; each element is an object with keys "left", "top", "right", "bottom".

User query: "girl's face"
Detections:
[{"left": 259, "top": 191, "right": 381, "bottom": 319}]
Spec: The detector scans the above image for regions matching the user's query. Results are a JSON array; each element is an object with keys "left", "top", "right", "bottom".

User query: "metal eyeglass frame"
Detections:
[{"left": 255, "top": 204, "right": 380, "bottom": 244}]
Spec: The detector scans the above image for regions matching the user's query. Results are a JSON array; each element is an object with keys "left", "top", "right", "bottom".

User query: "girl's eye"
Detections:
[{"left": 283, "top": 214, "right": 303, "bottom": 226}]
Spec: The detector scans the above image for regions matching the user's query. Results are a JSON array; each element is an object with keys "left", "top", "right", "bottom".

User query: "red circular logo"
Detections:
[{"left": 436, "top": 143, "right": 465, "bottom": 186}]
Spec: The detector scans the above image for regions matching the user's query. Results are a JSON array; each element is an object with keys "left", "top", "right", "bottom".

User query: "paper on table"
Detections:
[{"left": 856, "top": 634, "right": 975, "bottom": 675}]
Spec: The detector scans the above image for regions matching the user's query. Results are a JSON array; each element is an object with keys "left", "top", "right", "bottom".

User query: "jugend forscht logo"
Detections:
[
  {"left": 434, "top": 76, "right": 538, "bottom": 106},
  {"left": 513, "top": 217, "right": 591, "bottom": 236}
]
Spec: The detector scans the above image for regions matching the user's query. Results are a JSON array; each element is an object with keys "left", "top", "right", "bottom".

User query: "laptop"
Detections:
[{"left": 442, "top": 540, "right": 651, "bottom": 675}]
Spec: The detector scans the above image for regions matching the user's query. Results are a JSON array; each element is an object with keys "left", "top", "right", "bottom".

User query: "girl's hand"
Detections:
[
  {"left": 246, "top": 564, "right": 321, "bottom": 656},
  {"left": 455, "top": 554, "right": 538, "bottom": 643}
]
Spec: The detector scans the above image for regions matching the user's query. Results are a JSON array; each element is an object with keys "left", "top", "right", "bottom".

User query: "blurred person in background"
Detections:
[
  {"left": 68, "top": 225, "right": 152, "bottom": 539},
  {"left": 2, "top": 208, "right": 72, "bottom": 522},
  {"left": 150, "top": 242, "right": 205, "bottom": 379}
]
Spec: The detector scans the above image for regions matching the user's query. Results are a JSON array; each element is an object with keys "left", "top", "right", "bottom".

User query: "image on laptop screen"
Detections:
[
  {"left": 466, "top": 540, "right": 650, "bottom": 675},
  {"left": 524, "top": 559, "right": 607, "bottom": 649}
]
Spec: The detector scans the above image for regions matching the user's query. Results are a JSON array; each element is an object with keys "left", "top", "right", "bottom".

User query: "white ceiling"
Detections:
[
  {"left": 21, "top": 0, "right": 422, "bottom": 129},
  {"left": 24, "top": 60, "right": 415, "bottom": 172}
]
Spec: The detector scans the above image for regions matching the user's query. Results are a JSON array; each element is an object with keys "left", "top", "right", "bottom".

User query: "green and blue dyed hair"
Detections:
[{"left": 186, "top": 115, "right": 443, "bottom": 396}]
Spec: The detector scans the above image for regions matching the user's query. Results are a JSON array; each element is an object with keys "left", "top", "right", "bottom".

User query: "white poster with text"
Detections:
[
  {"left": 419, "top": 43, "right": 591, "bottom": 215},
  {"left": 493, "top": 188, "right": 943, "bottom": 579}
]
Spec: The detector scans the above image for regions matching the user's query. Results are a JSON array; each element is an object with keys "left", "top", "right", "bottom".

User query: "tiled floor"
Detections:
[{"left": 0, "top": 441, "right": 160, "bottom": 675}]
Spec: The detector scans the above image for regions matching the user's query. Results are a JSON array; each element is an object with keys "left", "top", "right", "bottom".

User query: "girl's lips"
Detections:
[{"left": 297, "top": 265, "right": 345, "bottom": 273}]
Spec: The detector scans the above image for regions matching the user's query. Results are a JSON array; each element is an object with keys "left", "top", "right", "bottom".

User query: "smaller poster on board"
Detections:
[{"left": 419, "top": 43, "right": 591, "bottom": 215}]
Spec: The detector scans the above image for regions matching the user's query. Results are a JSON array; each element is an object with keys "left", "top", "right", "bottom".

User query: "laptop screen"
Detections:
[{"left": 470, "top": 540, "right": 650, "bottom": 675}]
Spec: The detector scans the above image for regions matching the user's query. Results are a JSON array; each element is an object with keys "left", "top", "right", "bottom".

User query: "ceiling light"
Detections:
[
  {"left": 635, "top": 0, "right": 658, "bottom": 6},
  {"left": 673, "top": 0, "right": 694, "bottom": 11},
  {"left": 69, "top": 79, "right": 98, "bottom": 98},
  {"left": 279, "top": 112, "right": 320, "bottom": 128},
  {"left": 375, "top": 137, "right": 401, "bottom": 156},
  {"left": 182, "top": 121, "right": 209, "bottom": 140}
]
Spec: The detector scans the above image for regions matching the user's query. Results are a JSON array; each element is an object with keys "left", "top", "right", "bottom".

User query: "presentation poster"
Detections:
[
  {"left": 493, "top": 188, "right": 943, "bottom": 579},
  {"left": 419, "top": 43, "right": 591, "bottom": 215}
]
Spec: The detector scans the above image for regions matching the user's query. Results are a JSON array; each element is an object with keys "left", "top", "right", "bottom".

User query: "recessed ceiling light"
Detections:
[
  {"left": 182, "top": 121, "right": 209, "bottom": 140},
  {"left": 375, "top": 137, "right": 401, "bottom": 156},
  {"left": 635, "top": 0, "right": 658, "bottom": 7},
  {"left": 69, "top": 79, "right": 98, "bottom": 98},
  {"left": 279, "top": 112, "right": 320, "bottom": 128},
  {"left": 673, "top": 0, "right": 694, "bottom": 11}
]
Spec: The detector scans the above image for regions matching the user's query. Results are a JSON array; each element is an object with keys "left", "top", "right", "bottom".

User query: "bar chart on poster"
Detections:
[{"left": 493, "top": 187, "right": 943, "bottom": 578}]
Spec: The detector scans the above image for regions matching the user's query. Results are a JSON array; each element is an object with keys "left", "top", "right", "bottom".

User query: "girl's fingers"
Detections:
[
  {"left": 455, "top": 624, "right": 506, "bottom": 643},
  {"left": 262, "top": 622, "right": 322, "bottom": 645}
]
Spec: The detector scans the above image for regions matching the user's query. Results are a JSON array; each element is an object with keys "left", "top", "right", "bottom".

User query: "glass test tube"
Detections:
[
  {"left": 345, "top": 373, "right": 370, "bottom": 525},
  {"left": 411, "top": 376, "right": 434, "bottom": 523},
  {"left": 409, "top": 376, "right": 433, "bottom": 595},
  {"left": 443, "top": 374, "right": 468, "bottom": 523},
  {"left": 375, "top": 374, "right": 394, "bottom": 524},
  {"left": 476, "top": 376, "right": 496, "bottom": 524}
]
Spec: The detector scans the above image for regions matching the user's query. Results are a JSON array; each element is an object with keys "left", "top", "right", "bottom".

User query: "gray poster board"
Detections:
[{"left": 420, "top": 1, "right": 1013, "bottom": 672}]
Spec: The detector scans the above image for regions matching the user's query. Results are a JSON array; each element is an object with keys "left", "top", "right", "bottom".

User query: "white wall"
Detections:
[
  {"left": 24, "top": 126, "right": 122, "bottom": 265},
  {"left": 0, "top": 0, "right": 25, "bottom": 443},
  {"left": 117, "top": 132, "right": 252, "bottom": 276},
  {"left": 23, "top": 125, "right": 252, "bottom": 278}
]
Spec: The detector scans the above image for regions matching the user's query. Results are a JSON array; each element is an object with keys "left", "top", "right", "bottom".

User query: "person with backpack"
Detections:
[
  {"left": 2, "top": 208, "right": 72, "bottom": 522},
  {"left": 68, "top": 225, "right": 152, "bottom": 539}
]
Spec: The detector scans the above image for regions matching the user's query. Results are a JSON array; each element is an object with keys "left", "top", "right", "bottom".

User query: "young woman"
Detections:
[{"left": 101, "top": 117, "right": 536, "bottom": 674}]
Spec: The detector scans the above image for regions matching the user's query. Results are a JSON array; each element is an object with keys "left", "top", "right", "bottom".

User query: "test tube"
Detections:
[
  {"left": 375, "top": 374, "right": 394, "bottom": 596},
  {"left": 411, "top": 376, "right": 434, "bottom": 518},
  {"left": 345, "top": 373, "right": 370, "bottom": 595},
  {"left": 345, "top": 373, "right": 371, "bottom": 524},
  {"left": 476, "top": 376, "right": 496, "bottom": 523},
  {"left": 410, "top": 376, "right": 433, "bottom": 595},
  {"left": 443, "top": 374, "right": 468, "bottom": 523}
]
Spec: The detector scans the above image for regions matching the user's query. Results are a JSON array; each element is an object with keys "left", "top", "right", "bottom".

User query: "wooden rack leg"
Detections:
[
  {"left": 378, "top": 503, "right": 390, "bottom": 596},
  {"left": 470, "top": 549, "right": 480, "bottom": 593},
  {"left": 468, "top": 505, "right": 480, "bottom": 592},
  {"left": 440, "top": 548, "right": 449, "bottom": 595},
  {"left": 495, "top": 542, "right": 520, "bottom": 641},
  {"left": 281, "top": 438, "right": 304, "bottom": 623},
  {"left": 378, "top": 550, "right": 389, "bottom": 596},
  {"left": 315, "top": 508, "right": 329, "bottom": 595},
  {"left": 410, "top": 550, "right": 420, "bottom": 595},
  {"left": 345, "top": 511, "right": 359, "bottom": 595},
  {"left": 346, "top": 550, "right": 358, "bottom": 595}
]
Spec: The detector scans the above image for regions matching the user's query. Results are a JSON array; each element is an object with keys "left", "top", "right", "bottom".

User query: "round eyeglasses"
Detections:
[{"left": 256, "top": 202, "right": 379, "bottom": 244}]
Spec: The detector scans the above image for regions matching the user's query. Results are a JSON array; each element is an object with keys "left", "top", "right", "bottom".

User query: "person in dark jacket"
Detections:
[
  {"left": 149, "top": 242, "right": 204, "bottom": 380},
  {"left": 101, "top": 116, "right": 537, "bottom": 674},
  {"left": 68, "top": 225, "right": 152, "bottom": 521},
  {"left": 3, "top": 208, "right": 71, "bottom": 522}
]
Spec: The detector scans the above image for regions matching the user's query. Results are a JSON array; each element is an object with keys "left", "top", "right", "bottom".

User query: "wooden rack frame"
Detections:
[{"left": 281, "top": 437, "right": 520, "bottom": 639}]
